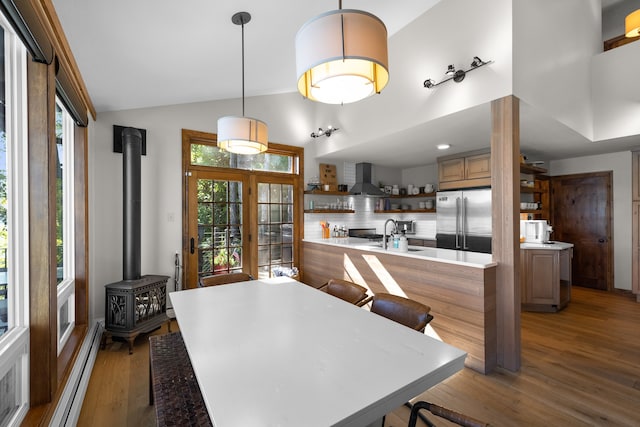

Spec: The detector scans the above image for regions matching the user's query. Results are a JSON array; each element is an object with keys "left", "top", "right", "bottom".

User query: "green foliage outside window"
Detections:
[{"left": 190, "top": 144, "right": 293, "bottom": 173}]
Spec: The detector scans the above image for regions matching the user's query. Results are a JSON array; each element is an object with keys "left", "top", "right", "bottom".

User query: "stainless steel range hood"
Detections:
[{"left": 349, "top": 163, "right": 385, "bottom": 196}]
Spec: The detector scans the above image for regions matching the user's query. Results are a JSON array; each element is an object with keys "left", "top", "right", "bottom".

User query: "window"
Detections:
[
  {"left": 0, "top": 13, "right": 30, "bottom": 427},
  {"left": 54, "top": 99, "right": 75, "bottom": 354},
  {"left": 190, "top": 143, "right": 295, "bottom": 173}
]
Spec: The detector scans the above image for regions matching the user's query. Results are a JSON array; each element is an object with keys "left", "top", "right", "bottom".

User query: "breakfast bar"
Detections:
[{"left": 302, "top": 238, "right": 498, "bottom": 374}]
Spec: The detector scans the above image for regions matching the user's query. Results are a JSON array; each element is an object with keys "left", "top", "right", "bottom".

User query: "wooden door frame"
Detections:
[
  {"left": 550, "top": 171, "right": 613, "bottom": 291},
  {"left": 181, "top": 129, "right": 304, "bottom": 288}
]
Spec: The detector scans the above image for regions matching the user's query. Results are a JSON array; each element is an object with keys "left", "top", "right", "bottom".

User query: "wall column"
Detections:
[{"left": 491, "top": 95, "right": 521, "bottom": 371}]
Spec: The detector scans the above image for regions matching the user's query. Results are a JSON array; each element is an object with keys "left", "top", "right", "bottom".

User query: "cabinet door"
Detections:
[
  {"left": 439, "top": 158, "right": 465, "bottom": 182},
  {"left": 520, "top": 250, "right": 530, "bottom": 304},
  {"left": 465, "top": 153, "right": 491, "bottom": 180},
  {"left": 528, "top": 250, "right": 559, "bottom": 305},
  {"left": 633, "top": 152, "right": 640, "bottom": 201},
  {"left": 633, "top": 202, "right": 640, "bottom": 294}
]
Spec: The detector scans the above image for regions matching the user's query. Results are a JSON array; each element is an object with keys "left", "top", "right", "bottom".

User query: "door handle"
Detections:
[
  {"left": 190, "top": 237, "right": 195, "bottom": 254},
  {"left": 598, "top": 238, "right": 605, "bottom": 243}
]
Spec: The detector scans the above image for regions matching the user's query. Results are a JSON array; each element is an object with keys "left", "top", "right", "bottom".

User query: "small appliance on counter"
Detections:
[
  {"left": 395, "top": 220, "right": 415, "bottom": 234},
  {"left": 520, "top": 220, "right": 553, "bottom": 243}
]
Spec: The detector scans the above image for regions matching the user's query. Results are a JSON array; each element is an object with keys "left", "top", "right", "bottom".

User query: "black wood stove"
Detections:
[{"left": 104, "top": 127, "right": 168, "bottom": 354}]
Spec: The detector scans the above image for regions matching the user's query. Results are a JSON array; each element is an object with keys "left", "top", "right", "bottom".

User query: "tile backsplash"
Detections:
[{"left": 304, "top": 195, "right": 436, "bottom": 240}]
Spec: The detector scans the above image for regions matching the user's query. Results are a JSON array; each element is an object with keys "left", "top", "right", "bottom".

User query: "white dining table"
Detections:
[{"left": 169, "top": 277, "right": 467, "bottom": 427}]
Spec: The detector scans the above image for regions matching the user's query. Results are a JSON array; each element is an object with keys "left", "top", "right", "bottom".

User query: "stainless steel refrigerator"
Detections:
[{"left": 436, "top": 188, "right": 492, "bottom": 254}]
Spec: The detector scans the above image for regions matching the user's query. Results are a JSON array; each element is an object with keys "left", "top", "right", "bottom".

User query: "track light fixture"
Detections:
[
  {"left": 311, "top": 126, "right": 339, "bottom": 138},
  {"left": 423, "top": 56, "right": 493, "bottom": 89}
]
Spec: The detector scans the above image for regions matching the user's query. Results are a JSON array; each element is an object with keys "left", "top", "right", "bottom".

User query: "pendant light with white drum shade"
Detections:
[
  {"left": 625, "top": 9, "right": 640, "bottom": 38},
  {"left": 295, "top": 1, "right": 389, "bottom": 105},
  {"left": 217, "top": 12, "right": 268, "bottom": 155}
]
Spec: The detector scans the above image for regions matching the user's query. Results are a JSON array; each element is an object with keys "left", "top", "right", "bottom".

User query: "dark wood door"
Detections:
[{"left": 551, "top": 172, "right": 612, "bottom": 290}]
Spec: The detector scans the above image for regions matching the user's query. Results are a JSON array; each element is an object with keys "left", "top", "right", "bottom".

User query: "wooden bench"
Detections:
[{"left": 149, "top": 332, "right": 213, "bottom": 426}]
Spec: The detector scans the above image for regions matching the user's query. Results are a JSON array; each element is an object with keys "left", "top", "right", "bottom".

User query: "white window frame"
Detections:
[
  {"left": 55, "top": 99, "right": 76, "bottom": 355},
  {"left": 0, "top": 11, "right": 30, "bottom": 426}
]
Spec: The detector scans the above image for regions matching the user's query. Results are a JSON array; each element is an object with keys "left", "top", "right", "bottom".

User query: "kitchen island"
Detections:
[
  {"left": 302, "top": 238, "right": 497, "bottom": 374},
  {"left": 520, "top": 241, "right": 573, "bottom": 312}
]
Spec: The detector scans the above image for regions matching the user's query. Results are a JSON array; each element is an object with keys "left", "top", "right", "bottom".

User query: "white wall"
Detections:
[
  {"left": 513, "top": 0, "right": 601, "bottom": 141},
  {"left": 549, "top": 151, "right": 632, "bottom": 290},
  {"left": 592, "top": 41, "right": 640, "bottom": 141},
  {"left": 88, "top": 92, "right": 314, "bottom": 321}
]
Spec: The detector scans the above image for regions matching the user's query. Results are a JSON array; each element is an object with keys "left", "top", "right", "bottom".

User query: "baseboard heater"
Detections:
[{"left": 49, "top": 320, "right": 104, "bottom": 426}]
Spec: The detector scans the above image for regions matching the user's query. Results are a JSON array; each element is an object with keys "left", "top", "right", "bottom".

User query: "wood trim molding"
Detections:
[
  {"left": 490, "top": 95, "right": 521, "bottom": 372},
  {"left": 27, "top": 56, "right": 58, "bottom": 407},
  {"left": 39, "top": 0, "right": 96, "bottom": 119}
]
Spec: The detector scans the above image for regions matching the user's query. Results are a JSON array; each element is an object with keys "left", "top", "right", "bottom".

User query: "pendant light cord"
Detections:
[{"left": 241, "top": 16, "right": 245, "bottom": 117}]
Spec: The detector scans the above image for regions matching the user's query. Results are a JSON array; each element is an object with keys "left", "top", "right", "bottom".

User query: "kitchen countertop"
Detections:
[
  {"left": 303, "top": 238, "right": 496, "bottom": 268},
  {"left": 520, "top": 241, "right": 574, "bottom": 250}
]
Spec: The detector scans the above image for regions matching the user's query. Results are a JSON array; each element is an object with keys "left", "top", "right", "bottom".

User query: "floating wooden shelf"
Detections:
[
  {"left": 304, "top": 209, "right": 355, "bottom": 214},
  {"left": 520, "top": 187, "right": 545, "bottom": 193},
  {"left": 520, "top": 164, "right": 548, "bottom": 175},
  {"left": 374, "top": 209, "right": 436, "bottom": 214},
  {"left": 385, "top": 192, "right": 436, "bottom": 199},
  {"left": 520, "top": 209, "right": 544, "bottom": 214},
  {"left": 304, "top": 190, "right": 351, "bottom": 196}
]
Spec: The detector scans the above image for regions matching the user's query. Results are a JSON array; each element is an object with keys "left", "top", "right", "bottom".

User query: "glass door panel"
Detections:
[
  {"left": 256, "top": 182, "right": 294, "bottom": 279},
  {"left": 186, "top": 171, "right": 249, "bottom": 288},
  {"left": 198, "top": 179, "right": 243, "bottom": 278}
]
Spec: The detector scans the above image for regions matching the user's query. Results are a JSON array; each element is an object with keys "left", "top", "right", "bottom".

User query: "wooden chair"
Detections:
[
  {"left": 199, "top": 272, "right": 253, "bottom": 287},
  {"left": 408, "top": 400, "right": 491, "bottom": 427},
  {"left": 370, "top": 293, "right": 433, "bottom": 333},
  {"left": 369, "top": 296, "right": 485, "bottom": 427},
  {"left": 318, "top": 279, "right": 373, "bottom": 307}
]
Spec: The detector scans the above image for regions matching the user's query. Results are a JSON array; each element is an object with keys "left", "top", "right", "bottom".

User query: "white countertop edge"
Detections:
[
  {"left": 520, "top": 241, "right": 574, "bottom": 250},
  {"left": 303, "top": 238, "right": 497, "bottom": 269}
]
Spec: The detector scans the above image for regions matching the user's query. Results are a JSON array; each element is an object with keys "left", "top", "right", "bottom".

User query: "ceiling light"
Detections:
[
  {"left": 311, "top": 126, "right": 339, "bottom": 138},
  {"left": 423, "top": 56, "right": 493, "bottom": 89},
  {"left": 437, "top": 144, "right": 451, "bottom": 150},
  {"left": 625, "top": 9, "right": 640, "bottom": 38},
  {"left": 217, "top": 12, "right": 268, "bottom": 155},
  {"left": 295, "top": 1, "right": 389, "bottom": 104}
]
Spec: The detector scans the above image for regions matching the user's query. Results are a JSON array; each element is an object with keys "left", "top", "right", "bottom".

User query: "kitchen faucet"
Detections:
[{"left": 383, "top": 219, "right": 397, "bottom": 250}]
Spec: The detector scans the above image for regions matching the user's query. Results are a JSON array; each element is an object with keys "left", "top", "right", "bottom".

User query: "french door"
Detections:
[
  {"left": 185, "top": 170, "right": 250, "bottom": 288},
  {"left": 184, "top": 171, "right": 298, "bottom": 288}
]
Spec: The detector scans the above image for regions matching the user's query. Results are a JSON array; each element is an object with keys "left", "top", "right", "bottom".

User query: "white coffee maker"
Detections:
[{"left": 520, "top": 220, "right": 553, "bottom": 243}]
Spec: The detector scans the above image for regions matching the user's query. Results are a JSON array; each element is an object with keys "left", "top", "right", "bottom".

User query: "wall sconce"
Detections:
[
  {"left": 423, "top": 56, "right": 493, "bottom": 89},
  {"left": 311, "top": 126, "right": 339, "bottom": 138}
]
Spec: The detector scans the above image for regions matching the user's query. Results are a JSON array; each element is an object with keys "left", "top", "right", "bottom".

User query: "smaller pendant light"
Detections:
[
  {"left": 625, "top": 9, "right": 640, "bottom": 38},
  {"left": 295, "top": 1, "right": 389, "bottom": 105},
  {"left": 217, "top": 11, "right": 268, "bottom": 155}
]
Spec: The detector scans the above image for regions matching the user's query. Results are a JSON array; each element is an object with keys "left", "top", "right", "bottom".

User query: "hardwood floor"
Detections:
[{"left": 78, "top": 287, "right": 640, "bottom": 426}]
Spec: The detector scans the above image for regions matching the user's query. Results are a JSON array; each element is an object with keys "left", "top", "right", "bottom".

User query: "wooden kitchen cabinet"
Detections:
[
  {"left": 633, "top": 152, "right": 640, "bottom": 301},
  {"left": 407, "top": 238, "right": 436, "bottom": 247},
  {"left": 521, "top": 246, "right": 572, "bottom": 311},
  {"left": 438, "top": 150, "right": 491, "bottom": 190},
  {"left": 633, "top": 201, "right": 640, "bottom": 300}
]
